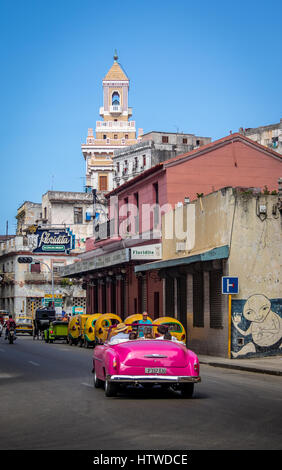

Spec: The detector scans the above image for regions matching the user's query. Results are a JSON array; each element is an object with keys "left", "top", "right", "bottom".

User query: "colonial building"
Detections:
[
  {"left": 0, "top": 235, "right": 86, "bottom": 317},
  {"left": 81, "top": 52, "right": 142, "bottom": 216},
  {"left": 113, "top": 131, "right": 211, "bottom": 187},
  {"left": 239, "top": 118, "right": 282, "bottom": 154},
  {"left": 0, "top": 191, "right": 96, "bottom": 317},
  {"left": 17, "top": 191, "right": 94, "bottom": 253}
]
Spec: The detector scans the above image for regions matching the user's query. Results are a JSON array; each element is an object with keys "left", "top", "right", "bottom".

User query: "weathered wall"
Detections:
[
  {"left": 161, "top": 188, "right": 282, "bottom": 358},
  {"left": 229, "top": 193, "right": 282, "bottom": 358}
]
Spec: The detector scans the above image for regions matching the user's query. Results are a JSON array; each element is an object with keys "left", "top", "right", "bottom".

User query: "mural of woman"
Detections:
[{"left": 232, "top": 294, "right": 282, "bottom": 358}]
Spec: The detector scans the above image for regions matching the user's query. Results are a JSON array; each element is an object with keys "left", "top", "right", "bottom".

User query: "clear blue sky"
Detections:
[{"left": 1, "top": 0, "right": 281, "bottom": 234}]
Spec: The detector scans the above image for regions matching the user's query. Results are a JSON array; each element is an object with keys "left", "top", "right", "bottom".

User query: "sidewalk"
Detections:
[{"left": 199, "top": 354, "right": 282, "bottom": 376}]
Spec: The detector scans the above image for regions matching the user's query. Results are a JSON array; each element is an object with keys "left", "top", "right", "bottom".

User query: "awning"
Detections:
[{"left": 134, "top": 245, "right": 229, "bottom": 273}]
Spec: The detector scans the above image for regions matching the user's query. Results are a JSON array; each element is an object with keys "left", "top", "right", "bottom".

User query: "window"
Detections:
[
  {"left": 103, "top": 135, "right": 107, "bottom": 140},
  {"left": 31, "top": 262, "right": 41, "bottom": 273},
  {"left": 183, "top": 138, "right": 187, "bottom": 144},
  {"left": 125, "top": 134, "right": 128, "bottom": 139},
  {"left": 53, "top": 263, "right": 64, "bottom": 274},
  {"left": 153, "top": 182, "right": 159, "bottom": 227},
  {"left": 74, "top": 207, "right": 83, "bottom": 224},
  {"left": 193, "top": 272, "right": 204, "bottom": 327},
  {"left": 162, "top": 135, "right": 169, "bottom": 143},
  {"left": 153, "top": 182, "right": 159, "bottom": 204},
  {"left": 99, "top": 175, "right": 108, "bottom": 191},
  {"left": 117, "top": 162, "right": 120, "bottom": 173},
  {"left": 112, "top": 92, "right": 120, "bottom": 105},
  {"left": 134, "top": 192, "right": 139, "bottom": 233},
  {"left": 124, "top": 197, "right": 130, "bottom": 233},
  {"left": 143, "top": 155, "right": 146, "bottom": 167},
  {"left": 114, "top": 134, "right": 118, "bottom": 139}
]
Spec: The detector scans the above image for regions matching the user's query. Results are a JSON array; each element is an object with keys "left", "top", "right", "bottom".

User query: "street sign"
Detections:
[
  {"left": 44, "top": 294, "right": 63, "bottom": 307},
  {"left": 222, "top": 276, "right": 239, "bottom": 294}
]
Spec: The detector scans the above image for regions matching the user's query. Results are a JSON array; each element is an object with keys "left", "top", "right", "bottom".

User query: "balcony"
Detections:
[
  {"left": 110, "top": 105, "right": 122, "bottom": 115},
  {"left": 24, "top": 271, "right": 62, "bottom": 284}
]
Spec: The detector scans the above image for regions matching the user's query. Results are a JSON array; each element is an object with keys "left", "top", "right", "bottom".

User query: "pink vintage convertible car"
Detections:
[{"left": 92, "top": 333, "right": 201, "bottom": 398}]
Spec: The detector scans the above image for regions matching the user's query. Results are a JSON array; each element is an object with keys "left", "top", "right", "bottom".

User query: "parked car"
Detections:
[
  {"left": 94, "top": 313, "right": 122, "bottom": 344},
  {"left": 67, "top": 315, "right": 81, "bottom": 345},
  {"left": 153, "top": 317, "right": 186, "bottom": 343},
  {"left": 92, "top": 324, "right": 201, "bottom": 398},
  {"left": 44, "top": 321, "right": 68, "bottom": 343},
  {"left": 77, "top": 314, "right": 91, "bottom": 347},
  {"left": 83, "top": 314, "right": 102, "bottom": 348}
]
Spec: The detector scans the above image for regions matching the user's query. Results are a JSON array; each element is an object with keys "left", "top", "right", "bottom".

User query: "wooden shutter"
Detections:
[
  {"left": 99, "top": 175, "right": 108, "bottom": 191},
  {"left": 193, "top": 272, "right": 204, "bottom": 327},
  {"left": 209, "top": 270, "right": 223, "bottom": 328}
]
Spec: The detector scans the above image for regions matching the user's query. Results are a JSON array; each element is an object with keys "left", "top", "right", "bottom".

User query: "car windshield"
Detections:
[
  {"left": 18, "top": 318, "right": 32, "bottom": 325},
  {"left": 165, "top": 323, "right": 182, "bottom": 333}
]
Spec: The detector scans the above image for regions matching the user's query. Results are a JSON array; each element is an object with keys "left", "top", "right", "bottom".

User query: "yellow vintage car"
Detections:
[
  {"left": 67, "top": 315, "right": 81, "bottom": 345},
  {"left": 95, "top": 313, "right": 122, "bottom": 344},
  {"left": 15, "top": 316, "right": 33, "bottom": 335},
  {"left": 153, "top": 317, "right": 187, "bottom": 343},
  {"left": 83, "top": 314, "right": 102, "bottom": 348},
  {"left": 77, "top": 314, "right": 92, "bottom": 347}
]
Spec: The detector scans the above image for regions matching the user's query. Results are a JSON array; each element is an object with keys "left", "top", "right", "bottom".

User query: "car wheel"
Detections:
[
  {"left": 94, "top": 370, "right": 103, "bottom": 389},
  {"left": 105, "top": 379, "right": 118, "bottom": 397},
  {"left": 180, "top": 383, "right": 194, "bottom": 398}
]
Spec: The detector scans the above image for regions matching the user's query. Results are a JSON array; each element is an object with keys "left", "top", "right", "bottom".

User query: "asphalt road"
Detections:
[{"left": 0, "top": 334, "right": 281, "bottom": 450}]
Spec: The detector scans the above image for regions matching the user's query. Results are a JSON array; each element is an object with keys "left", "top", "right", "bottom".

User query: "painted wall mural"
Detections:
[{"left": 231, "top": 294, "right": 282, "bottom": 358}]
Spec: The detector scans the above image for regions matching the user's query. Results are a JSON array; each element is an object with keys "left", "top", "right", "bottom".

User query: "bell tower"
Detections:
[
  {"left": 99, "top": 50, "right": 133, "bottom": 124},
  {"left": 81, "top": 52, "right": 140, "bottom": 219}
]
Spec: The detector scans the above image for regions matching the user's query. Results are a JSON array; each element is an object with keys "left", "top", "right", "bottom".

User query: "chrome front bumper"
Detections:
[{"left": 107, "top": 375, "right": 201, "bottom": 384}]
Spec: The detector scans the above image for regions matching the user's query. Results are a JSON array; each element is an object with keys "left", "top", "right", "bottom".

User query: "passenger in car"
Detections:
[
  {"left": 129, "top": 331, "right": 137, "bottom": 340},
  {"left": 144, "top": 327, "right": 154, "bottom": 339},
  {"left": 108, "top": 323, "right": 129, "bottom": 345}
]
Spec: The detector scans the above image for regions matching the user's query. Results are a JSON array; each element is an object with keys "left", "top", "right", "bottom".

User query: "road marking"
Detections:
[
  {"left": 81, "top": 382, "right": 93, "bottom": 388},
  {"left": 28, "top": 361, "right": 40, "bottom": 366}
]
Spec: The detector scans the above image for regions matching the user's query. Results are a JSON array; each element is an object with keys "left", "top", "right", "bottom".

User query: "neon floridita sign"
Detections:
[{"left": 27, "top": 228, "right": 74, "bottom": 253}]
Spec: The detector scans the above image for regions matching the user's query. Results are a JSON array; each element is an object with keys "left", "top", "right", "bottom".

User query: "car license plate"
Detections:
[{"left": 145, "top": 368, "right": 166, "bottom": 374}]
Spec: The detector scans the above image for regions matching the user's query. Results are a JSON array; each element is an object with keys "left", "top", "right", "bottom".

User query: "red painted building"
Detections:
[{"left": 62, "top": 133, "right": 281, "bottom": 321}]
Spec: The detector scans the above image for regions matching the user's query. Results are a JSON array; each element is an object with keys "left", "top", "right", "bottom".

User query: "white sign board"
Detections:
[{"left": 130, "top": 244, "right": 162, "bottom": 260}]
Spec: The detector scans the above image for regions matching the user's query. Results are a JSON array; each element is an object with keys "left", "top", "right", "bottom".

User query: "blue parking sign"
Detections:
[{"left": 222, "top": 276, "right": 239, "bottom": 294}]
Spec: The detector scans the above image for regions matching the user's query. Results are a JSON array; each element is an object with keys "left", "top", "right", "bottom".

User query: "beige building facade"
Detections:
[{"left": 135, "top": 186, "right": 282, "bottom": 358}]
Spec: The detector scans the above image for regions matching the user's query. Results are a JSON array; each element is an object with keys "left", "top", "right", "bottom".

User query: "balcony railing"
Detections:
[{"left": 110, "top": 105, "right": 122, "bottom": 114}]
